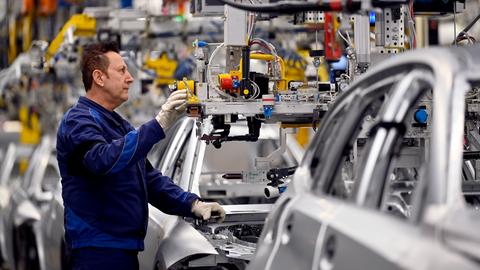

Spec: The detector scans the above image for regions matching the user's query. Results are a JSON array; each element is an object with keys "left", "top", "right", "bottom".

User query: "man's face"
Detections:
[{"left": 101, "top": 51, "right": 134, "bottom": 107}]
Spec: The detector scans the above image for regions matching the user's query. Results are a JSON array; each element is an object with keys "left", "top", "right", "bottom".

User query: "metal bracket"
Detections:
[{"left": 254, "top": 127, "right": 294, "bottom": 170}]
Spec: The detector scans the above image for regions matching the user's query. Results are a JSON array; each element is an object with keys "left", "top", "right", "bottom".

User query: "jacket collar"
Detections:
[{"left": 78, "top": 96, "right": 124, "bottom": 128}]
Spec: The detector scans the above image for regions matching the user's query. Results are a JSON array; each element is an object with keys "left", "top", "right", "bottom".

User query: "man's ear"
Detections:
[{"left": 92, "top": 70, "right": 105, "bottom": 87}]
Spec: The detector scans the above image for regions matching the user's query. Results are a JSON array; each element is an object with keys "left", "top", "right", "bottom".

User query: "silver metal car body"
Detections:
[
  {"left": 2, "top": 136, "right": 59, "bottom": 270},
  {"left": 37, "top": 181, "right": 65, "bottom": 270},
  {"left": 140, "top": 117, "right": 303, "bottom": 270},
  {"left": 0, "top": 143, "right": 33, "bottom": 267},
  {"left": 248, "top": 46, "right": 480, "bottom": 270}
]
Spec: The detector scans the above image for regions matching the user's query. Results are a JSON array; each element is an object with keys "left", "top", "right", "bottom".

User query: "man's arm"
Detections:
[
  {"left": 145, "top": 159, "right": 199, "bottom": 217},
  {"left": 63, "top": 114, "right": 164, "bottom": 175}
]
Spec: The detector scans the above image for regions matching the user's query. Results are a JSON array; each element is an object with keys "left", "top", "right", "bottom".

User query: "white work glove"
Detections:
[
  {"left": 155, "top": 90, "right": 188, "bottom": 130},
  {"left": 191, "top": 200, "right": 226, "bottom": 223}
]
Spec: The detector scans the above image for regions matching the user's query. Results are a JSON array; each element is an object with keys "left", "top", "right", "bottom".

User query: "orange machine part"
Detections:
[
  {"left": 22, "top": 0, "right": 34, "bottom": 14},
  {"left": 40, "top": 0, "right": 58, "bottom": 16}
]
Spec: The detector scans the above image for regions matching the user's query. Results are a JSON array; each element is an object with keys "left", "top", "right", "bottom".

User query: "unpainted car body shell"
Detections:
[
  {"left": 2, "top": 137, "right": 58, "bottom": 270},
  {"left": 249, "top": 46, "right": 480, "bottom": 270},
  {"left": 144, "top": 117, "right": 302, "bottom": 269}
]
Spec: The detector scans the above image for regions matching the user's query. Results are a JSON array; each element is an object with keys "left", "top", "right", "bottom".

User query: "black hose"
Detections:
[
  {"left": 454, "top": 13, "right": 480, "bottom": 43},
  {"left": 216, "top": 0, "right": 344, "bottom": 14},
  {"left": 216, "top": 0, "right": 408, "bottom": 14},
  {"left": 462, "top": 13, "right": 480, "bottom": 33}
]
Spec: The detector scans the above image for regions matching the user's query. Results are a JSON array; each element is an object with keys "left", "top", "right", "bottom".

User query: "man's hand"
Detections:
[
  {"left": 191, "top": 200, "right": 226, "bottom": 223},
  {"left": 156, "top": 90, "right": 188, "bottom": 130}
]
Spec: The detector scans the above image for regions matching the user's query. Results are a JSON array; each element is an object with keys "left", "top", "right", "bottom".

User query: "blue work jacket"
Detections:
[{"left": 56, "top": 96, "right": 199, "bottom": 251}]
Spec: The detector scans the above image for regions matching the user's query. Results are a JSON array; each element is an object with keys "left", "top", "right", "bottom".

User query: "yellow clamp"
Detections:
[{"left": 174, "top": 79, "right": 199, "bottom": 104}]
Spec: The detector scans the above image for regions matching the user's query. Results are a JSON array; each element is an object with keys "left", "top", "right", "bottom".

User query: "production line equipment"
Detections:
[
  {"left": 169, "top": 0, "right": 473, "bottom": 202},
  {"left": 176, "top": 6, "right": 336, "bottom": 137},
  {"left": 173, "top": 0, "right": 434, "bottom": 141},
  {"left": 168, "top": 4, "right": 340, "bottom": 198}
]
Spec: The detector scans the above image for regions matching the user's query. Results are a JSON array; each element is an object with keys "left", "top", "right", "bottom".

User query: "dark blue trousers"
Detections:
[{"left": 69, "top": 247, "right": 139, "bottom": 270}]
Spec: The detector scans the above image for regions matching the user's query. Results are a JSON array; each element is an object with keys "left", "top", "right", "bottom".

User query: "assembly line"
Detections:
[{"left": 0, "top": 0, "right": 480, "bottom": 269}]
